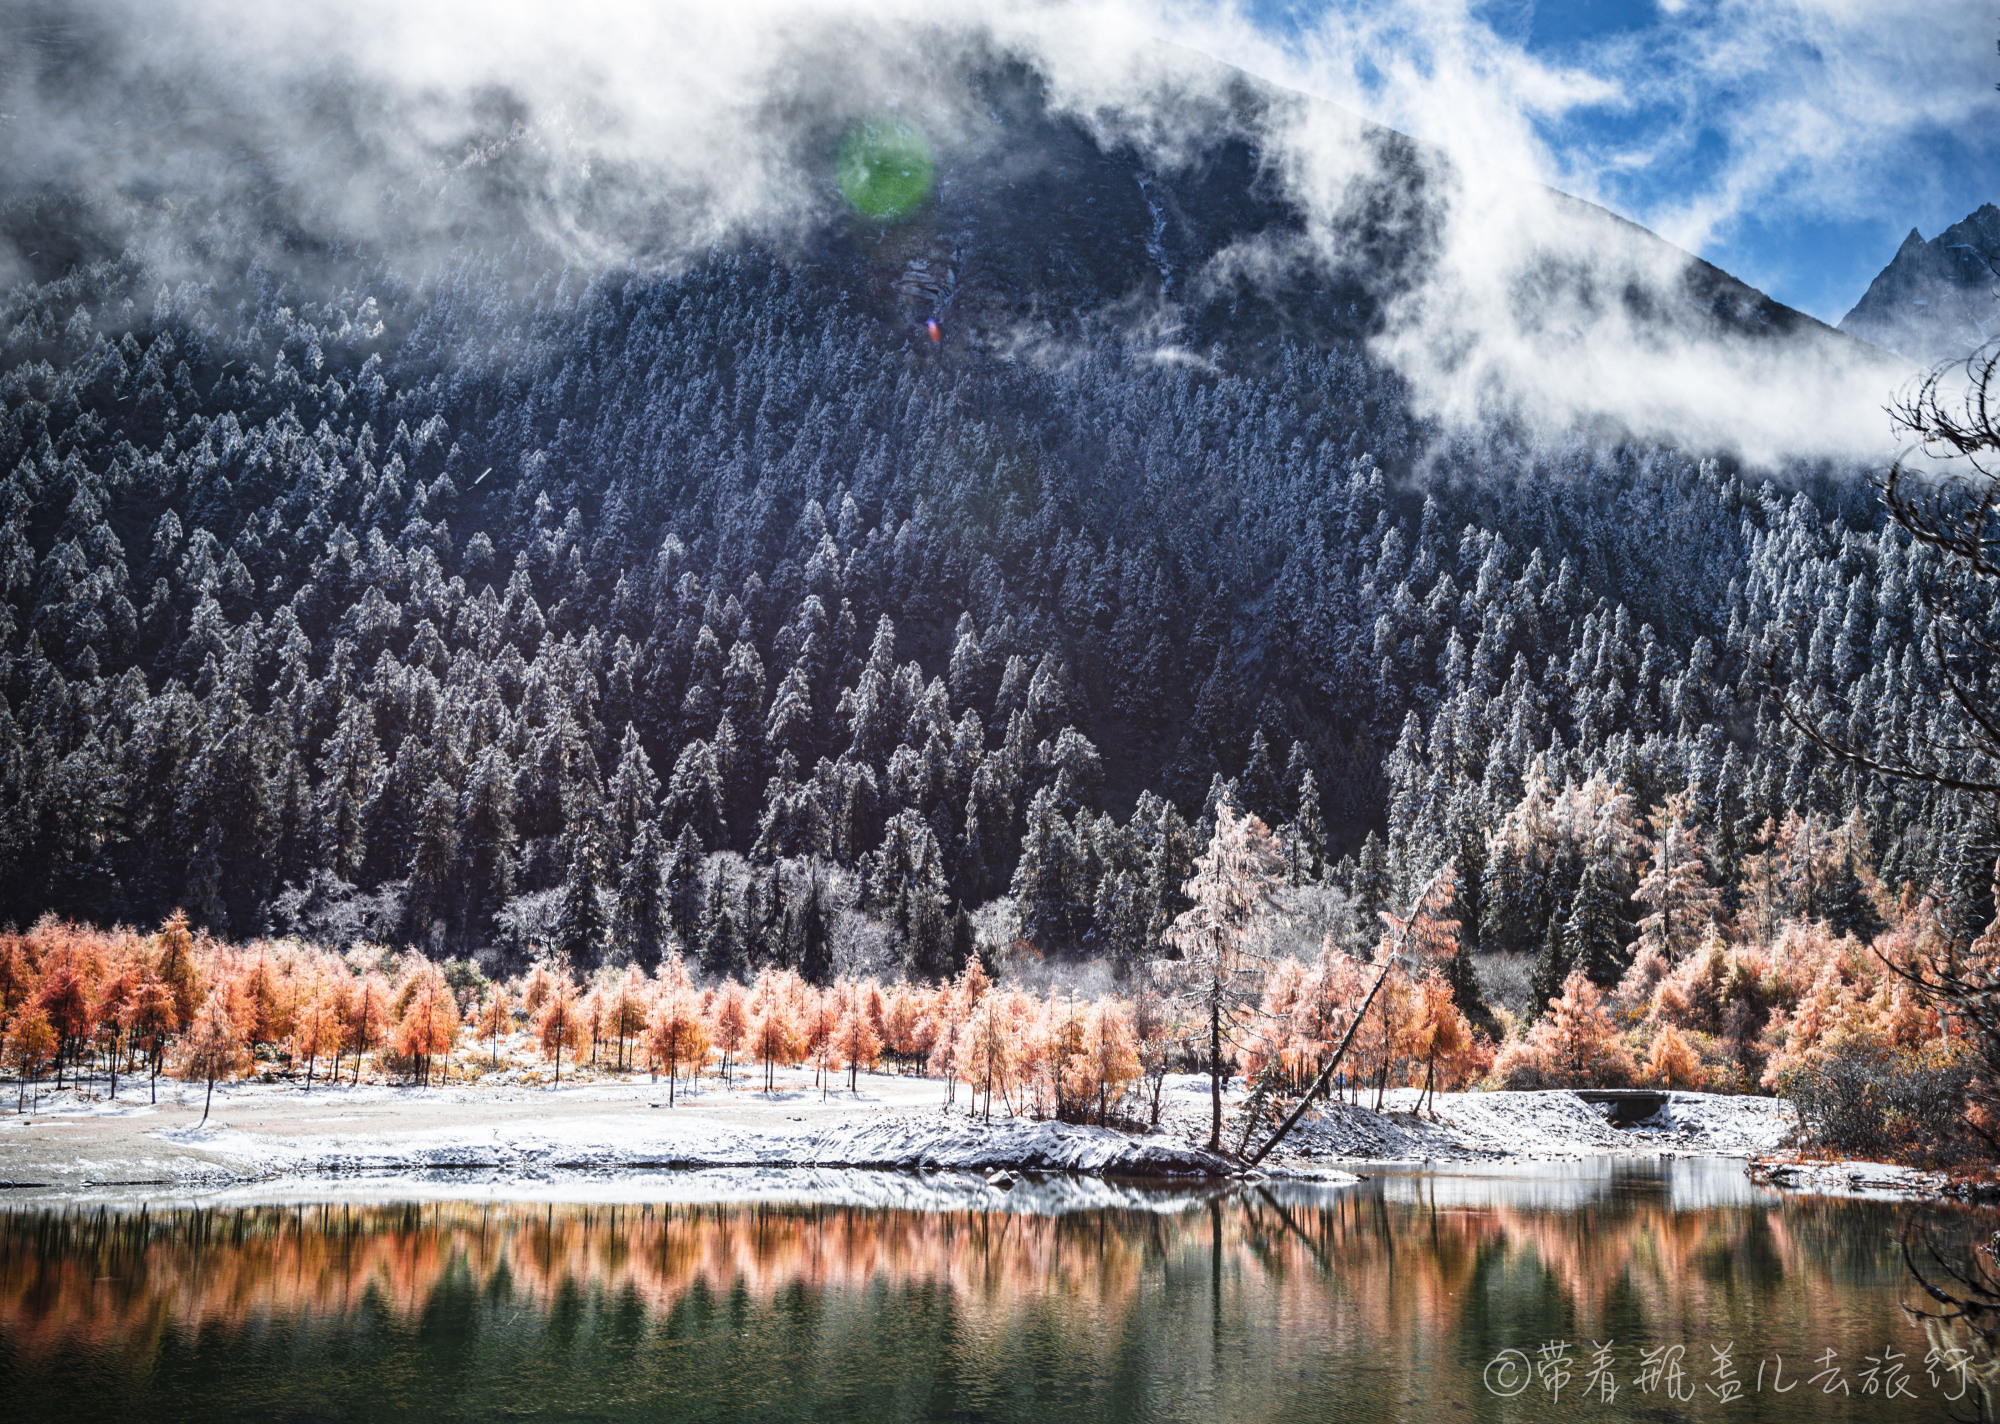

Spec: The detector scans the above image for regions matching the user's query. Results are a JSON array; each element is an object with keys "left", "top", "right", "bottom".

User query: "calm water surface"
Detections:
[{"left": 0, "top": 1159, "right": 1990, "bottom": 1422}]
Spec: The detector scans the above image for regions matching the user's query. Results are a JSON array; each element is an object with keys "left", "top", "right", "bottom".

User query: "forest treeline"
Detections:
[
  {"left": 1, "top": 248, "right": 1995, "bottom": 1003},
  {"left": 2, "top": 788, "right": 1990, "bottom": 1162}
]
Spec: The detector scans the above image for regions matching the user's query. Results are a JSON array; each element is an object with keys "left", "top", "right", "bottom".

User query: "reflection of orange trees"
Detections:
[
  {"left": 0, "top": 1203, "right": 1157, "bottom": 1361},
  {"left": 0, "top": 1193, "right": 1947, "bottom": 1375}
]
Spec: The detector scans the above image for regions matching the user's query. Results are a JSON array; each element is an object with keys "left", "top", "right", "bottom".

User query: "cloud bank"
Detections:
[{"left": 0, "top": 0, "right": 1960, "bottom": 465}]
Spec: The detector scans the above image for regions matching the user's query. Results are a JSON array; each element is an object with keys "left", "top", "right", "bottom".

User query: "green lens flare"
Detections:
[{"left": 835, "top": 119, "right": 934, "bottom": 222}]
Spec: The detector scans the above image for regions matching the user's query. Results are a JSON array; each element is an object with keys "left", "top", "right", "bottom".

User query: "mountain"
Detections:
[
  {"left": 793, "top": 59, "right": 1855, "bottom": 378},
  {"left": 0, "top": 35, "right": 1990, "bottom": 978},
  {"left": 1840, "top": 204, "right": 2000, "bottom": 366}
]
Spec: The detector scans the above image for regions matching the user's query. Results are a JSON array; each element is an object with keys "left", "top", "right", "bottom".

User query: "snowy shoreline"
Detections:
[
  {"left": 152, "top": 1108, "right": 1241, "bottom": 1181},
  {"left": 1275, "top": 1084, "right": 1799, "bottom": 1163},
  {"left": 0, "top": 1068, "right": 1830, "bottom": 1201}
]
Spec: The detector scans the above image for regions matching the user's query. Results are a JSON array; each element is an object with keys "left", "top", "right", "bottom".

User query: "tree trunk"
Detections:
[
  {"left": 1208, "top": 971, "right": 1223, "bottom": 1155},
  {"left": 1246, "top": 943, "right": 1403, "bottom": 1167},
  {"left": 201, "top": 1074, "right": 215, "bottom": 1125}
]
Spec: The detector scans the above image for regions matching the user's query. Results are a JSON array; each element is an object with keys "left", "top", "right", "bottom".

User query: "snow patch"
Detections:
[
  {"left": 149, "top": 1110, "right": 1238, "bottom": 1182},
  {"left": 1267, "top": 1089, "right": 1798, "bottom": 1163},
  {"left": 1749, "top": 1159, "right": 1955, "bottom": 1200}
]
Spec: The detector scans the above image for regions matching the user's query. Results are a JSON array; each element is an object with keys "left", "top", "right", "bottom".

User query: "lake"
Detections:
[{"left": 0, "top": 1159, "right": 1990, "bottom": 1422}]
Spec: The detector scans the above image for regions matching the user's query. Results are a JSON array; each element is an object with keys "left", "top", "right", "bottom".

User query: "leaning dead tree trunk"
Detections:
[{"left": 1246, "top": 869, "right": 1445, "bottom": 1168}]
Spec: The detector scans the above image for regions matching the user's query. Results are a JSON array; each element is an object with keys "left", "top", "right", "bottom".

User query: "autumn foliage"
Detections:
[{"left": 0, "top": 775, "right": 1991, "bottom": 1168}]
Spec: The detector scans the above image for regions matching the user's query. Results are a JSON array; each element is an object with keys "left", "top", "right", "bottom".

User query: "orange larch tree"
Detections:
[
  {"left": 645, "top": 988, "right": 711, "bottom": 1105},
  {"left": 288, "top": 977, "right": 342, "bottom": 1090},
  {"left": 535, "top": 974, "right": 586, "bottom": 1086},
  {"left": 476, "top": 987, "right": 514, "bottom": 1073},
  {"left": 709, "top": 979, "right": 748, "bottom": 1087},
  {"left": 346, "top": 973, "right": 393, "bottom": 1085},
  {"left": 747, "top": 999, "right": 802, "bottom": 1093},
  {"left": 177, "top": 987, "right": 249, "bottom": 1124},
  {"left": 3, "top": 1003, "right": 57, "bottom": 1113},
  {"left": 394, "top": 964, "right": 460, "bottom": 1087},
  {"left": 834, "top": 1003, "right": 882, "bottom": 1093}
]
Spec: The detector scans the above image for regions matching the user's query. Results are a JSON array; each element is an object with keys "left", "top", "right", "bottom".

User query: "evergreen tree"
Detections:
[
  {"left": 1565, "top": 859, "right": 1632, "bottom": 989},
  {"left": 1011, "top": 788, "right": 1082, "bottom": 953},
  {"left": 1352, "top": 831, "right": 1391, "bottom": 916},
  {"left": 697, "top": 870, "right": 743, "bottom": 979},
  {"left": 798, "top": 859, "right": 834, "bottom": 986},
  {"left": 604, "top": 722, "right": 661, "bottom": 865},
  {"left": 556, "top": 817, "right": 611, "bottom": 969},
  {"left": 1286, "top": 768, "right": 1327, "bottom": 886},
  {"left": 317, "top": 699, "right": 382, "bottom": 881},
  {"left": 404, "top": 777, "right": 461, "bottom": 941},
  {"left": 1442, "top": 939, "right": 1498, "bottom": 1041},
  {"left": 1530, "top": 908, "right": 1571, "bottom": 1018},
  {"left": 664, "top": 823, "right": 706, "bottom": 951},
  {"left": 613, "top": 819, "right": 668, "bottom": 966},
  {"left": 1240, "top": 729, "right": 1281, "bottom": 825}
]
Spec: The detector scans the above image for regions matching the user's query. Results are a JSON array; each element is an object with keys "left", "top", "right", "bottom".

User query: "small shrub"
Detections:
[{"left": 1775, "top": 1030, "right": 1978, "bottom": 1165}]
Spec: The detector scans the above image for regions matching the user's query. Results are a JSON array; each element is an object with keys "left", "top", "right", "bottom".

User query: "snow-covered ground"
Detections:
[
  {"left": 1747, "top": 1158, "right": 1982, "bottom": 1201},
  {"left": 0, "top": 1067, "right": 1808, "bottom": 1201},
  {"left": 1249, "top": 1086, "right": 1798, "bottom": 1163},
  {"left": 153, "top": 1105, "right": 1231, "bottom": 1179},
  {"left": 0, "top": 1066, "right": 1239, "bottom": 1193}
]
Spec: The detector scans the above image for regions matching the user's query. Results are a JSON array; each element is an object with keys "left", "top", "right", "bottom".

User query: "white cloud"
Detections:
[{"left": 1, "top": 0, "right": 1970, "bottom": 464}]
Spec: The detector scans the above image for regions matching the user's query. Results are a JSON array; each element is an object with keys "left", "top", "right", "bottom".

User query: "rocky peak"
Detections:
[{"left": 1839, "top": 204, "right": 2000, "bottom": 366}]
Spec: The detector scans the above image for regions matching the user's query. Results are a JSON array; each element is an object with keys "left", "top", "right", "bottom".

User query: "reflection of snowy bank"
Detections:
[
  {"left": 56, "top": 1166, "right": 1263, "bottom": 1216},
  {"left": 1303, "top": 1155, "right": 1785, "bottom": 1212}
]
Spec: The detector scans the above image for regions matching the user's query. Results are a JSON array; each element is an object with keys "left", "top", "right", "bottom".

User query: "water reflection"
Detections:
[{"left": 0, "top": 1164, "right": 1986, "bottom": 1422}]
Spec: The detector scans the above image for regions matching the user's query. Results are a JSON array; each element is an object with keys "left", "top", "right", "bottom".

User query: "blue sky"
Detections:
[{"left": 1228, "top": 0, "right": 2000, "bottom": 324}]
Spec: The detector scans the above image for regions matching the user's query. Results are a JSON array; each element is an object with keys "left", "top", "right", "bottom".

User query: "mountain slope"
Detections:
[
  {"left": 0, "top": 35, "right": 1988, "bottom": 976},
  {"left": 798, "top": 56, "right": 1864, "bottom": 381}
]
